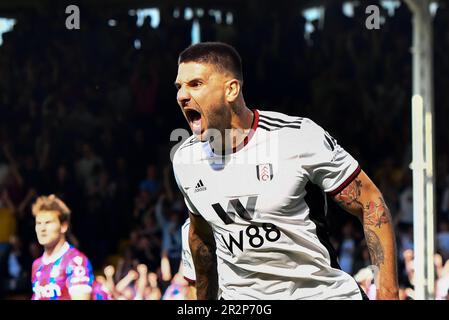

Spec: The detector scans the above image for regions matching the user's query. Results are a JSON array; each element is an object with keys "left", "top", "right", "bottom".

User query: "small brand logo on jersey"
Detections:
[
  {"left": 256, "top": 163, "right": 273, "bottom": 182},
  {"left": 194, "top": 179, "right": 207, "bottom": 193}
]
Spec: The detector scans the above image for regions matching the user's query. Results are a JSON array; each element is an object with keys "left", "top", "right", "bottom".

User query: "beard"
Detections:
[
  {"left": 198, "top": 97, "right": 229, "bottom": 137},
  {"left": 202, "top": 104, "right": 232, "bottom": 151}
]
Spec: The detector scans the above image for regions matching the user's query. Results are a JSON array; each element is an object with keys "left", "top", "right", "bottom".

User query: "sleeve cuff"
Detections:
[{"left": 327, "top": 165, "right": 362, "bottom": 197}]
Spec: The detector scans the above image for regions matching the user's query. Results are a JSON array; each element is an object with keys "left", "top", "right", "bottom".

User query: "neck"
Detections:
[
  {"left": 230, "top": 103, "right": 253, "bottom": 130},
  {"left": 44, "top": 237, "right": 66, "bottom": 258},
  {"left": 211, "top": 105, "right": 254, "bottom": 154}
]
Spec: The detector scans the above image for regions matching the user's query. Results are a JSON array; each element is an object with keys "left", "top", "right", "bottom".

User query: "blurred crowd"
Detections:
[{"left": 0, "top": 0, "right": 448, "bottom": 300}]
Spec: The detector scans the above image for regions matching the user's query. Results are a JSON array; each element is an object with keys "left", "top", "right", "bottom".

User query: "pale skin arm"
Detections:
[
  {"left": 70, "top": 291, "right": 92, "bottom": 300},
  {"left": 103, "top": 265, "right": 119, "bottom": 298},
  {"left": 135, "top": 264, "right": 148, "bottom": 299},
  {"left": 160, "top": 253, "right": 172, "bottom": 281},
  {"left": 332, "top": 169, "right": 399, "bottom": 300},
  {"left": 115, "top": 269, "right": 138, "bottom": 293},
  {"left": 188, "top": 211, "right": 218, "bottom": 300},
  {"left": 147, "top": 272, "right": 162, "bottom": 300}
]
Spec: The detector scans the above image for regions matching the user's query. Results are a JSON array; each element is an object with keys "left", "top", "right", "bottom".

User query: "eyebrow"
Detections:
[{"left": 174, "top": 78, "right": 204, "bottom": 89}]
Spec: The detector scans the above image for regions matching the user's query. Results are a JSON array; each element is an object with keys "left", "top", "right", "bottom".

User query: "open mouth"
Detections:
[
  {"left": 184, "top": 108, "right": 201, "bottom": 122},
  {"left": 184, "top": 109, "right": 202, "bottom": 134}
]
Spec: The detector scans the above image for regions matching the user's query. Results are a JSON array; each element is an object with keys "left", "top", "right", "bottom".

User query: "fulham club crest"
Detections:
[{"left": 256, "top": 163, "right": 273, "bottom": 182}]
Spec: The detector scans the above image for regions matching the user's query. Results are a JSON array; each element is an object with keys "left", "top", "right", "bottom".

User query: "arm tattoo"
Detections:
[
  {"left": 191, "top": 238, "right": 218, "bottom": 299},
  {"left": 364, "top": 228, "right": 385, "bottom": 266},
  {"left": 334, "top": 179, "right": 363, "bottom": 208},
  {"left": 364, "top": 197, "right": 390, "bottom": 228},
  {"left": 333, "top": 175, "right": 391, "bottom": 270},
  {"left": 195, "top": 242, "right": 216, "bottom": 273}
]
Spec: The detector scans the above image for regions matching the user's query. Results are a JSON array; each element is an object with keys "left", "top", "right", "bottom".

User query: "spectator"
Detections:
[
  {"left": 437, "top": 219, "right": 449, "bottom": 261},
  {"left": 354, "top": 267, "right": 376, "bottom": 300},
  {"left": 0, "top": 189, "right": 16, "bottom": 254},
  {"left": 339, "top": 221, "right": 356, "bottom": 274}
]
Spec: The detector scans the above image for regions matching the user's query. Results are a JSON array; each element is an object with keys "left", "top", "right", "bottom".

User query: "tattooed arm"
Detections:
[
  {"left": 189, "top": 211, "right": 218, "bottom": 299},
  {"left": 332, "top": 170, "right": 399, "bottom": 300}
]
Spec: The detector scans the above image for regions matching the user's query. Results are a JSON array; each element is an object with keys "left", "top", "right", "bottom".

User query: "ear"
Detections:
[
  {"left": 225, "top": 79, "right": 241, "bottom": 103},
  {"left": 61, "top": 221, "right": 69, "bottom": 235}
]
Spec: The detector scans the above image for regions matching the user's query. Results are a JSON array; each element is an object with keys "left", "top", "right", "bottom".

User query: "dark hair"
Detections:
[{"left": 178, "top": 42, "right": 243, "bottom": 82}]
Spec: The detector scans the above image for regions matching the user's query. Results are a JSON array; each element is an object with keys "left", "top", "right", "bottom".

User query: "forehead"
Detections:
[
  {"left": 35, "top": 210, "right": 59, "bottom": 222},
  {"left": 176, "top": 62, "right": 218, "bottom": 82}
]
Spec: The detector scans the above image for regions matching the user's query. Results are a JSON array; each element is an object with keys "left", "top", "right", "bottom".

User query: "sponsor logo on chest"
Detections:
[{"left": 33, "top": 282, "right": 62, "bottom": 299}]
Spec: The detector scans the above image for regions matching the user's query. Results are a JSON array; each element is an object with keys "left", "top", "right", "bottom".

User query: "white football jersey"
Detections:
[
  {"left": 172, "top": 110, "right": 364, "bottom": 300},
  {"left": 181, "top": 218, "right": 196, "bottom": 282}
]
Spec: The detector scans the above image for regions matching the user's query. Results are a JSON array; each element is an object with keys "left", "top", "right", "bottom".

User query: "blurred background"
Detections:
[{"left": 0, "top": 0, "right": 448, "bottom": 300}]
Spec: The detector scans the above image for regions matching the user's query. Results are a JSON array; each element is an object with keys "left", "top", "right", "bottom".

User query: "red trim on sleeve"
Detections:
[
  {"left": 184, "top": 276, "right": 196, "bottom": 284},
  {"left": 327, "top": 165, "right": 362, "bottom": 197}
]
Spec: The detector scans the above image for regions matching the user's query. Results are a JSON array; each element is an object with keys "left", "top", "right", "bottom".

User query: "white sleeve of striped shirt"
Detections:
[{"left": 301, "top": 119, "right": 360, "bottom": 194}]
